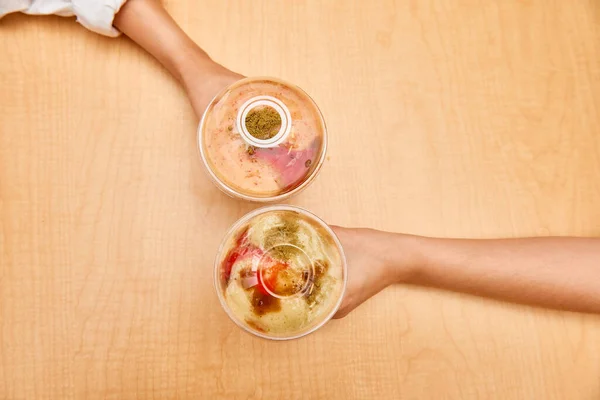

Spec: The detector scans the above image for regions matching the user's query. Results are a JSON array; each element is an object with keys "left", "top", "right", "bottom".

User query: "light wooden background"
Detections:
[{"left": 1, "top": 1, "right": 600, "bottom": 399}]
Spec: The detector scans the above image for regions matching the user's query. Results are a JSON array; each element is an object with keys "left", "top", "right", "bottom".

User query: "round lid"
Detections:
[
  {"left": 199, "top": 77, "right": 327, "bottom": 202},
  {"left": 215, "top": 205, "right": 346, "bottom": 340}
]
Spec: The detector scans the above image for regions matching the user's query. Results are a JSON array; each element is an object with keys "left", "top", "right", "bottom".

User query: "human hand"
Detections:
[
  {"left": 330, "top": 226, "right": 419, "bottom": 318},
  {"left": 179, "top": 59, "right": 244, "bottom": 119}
]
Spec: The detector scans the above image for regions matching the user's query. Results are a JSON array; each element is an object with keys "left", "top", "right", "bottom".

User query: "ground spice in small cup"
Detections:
[{"left": 245, "top": 106, "right": 282, "bottom": 140}]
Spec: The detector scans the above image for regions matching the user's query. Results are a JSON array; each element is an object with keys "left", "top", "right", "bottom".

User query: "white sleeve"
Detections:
[
  {"left": 72, "top": 0, "right": 127, "bottom": 37},
  {"left": 0, "top": 0, "right": 127, "bottom": 37}
]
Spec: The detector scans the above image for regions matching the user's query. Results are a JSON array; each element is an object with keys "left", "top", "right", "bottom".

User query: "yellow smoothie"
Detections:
[{"left": 215, "top": 207, "right": 346, "bottom": 339}]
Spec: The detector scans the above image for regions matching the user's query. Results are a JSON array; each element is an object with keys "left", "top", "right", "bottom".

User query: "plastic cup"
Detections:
[
  {"left": 214, "top": 205, "right": 347, "bottom": 340},
  {"left": 198, "top": 77, "right": 327, "bottom": 202}
]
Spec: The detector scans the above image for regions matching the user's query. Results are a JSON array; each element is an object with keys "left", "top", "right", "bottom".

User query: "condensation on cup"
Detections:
[{"left": 198, "top": 77, "right": 327, "bottom": 202}]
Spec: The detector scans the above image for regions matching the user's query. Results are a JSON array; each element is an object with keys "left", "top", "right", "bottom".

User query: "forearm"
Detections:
[
  {"left": 114, "top": 0, "right": 209, "bottom": 82},
  {"left": 113, "top": 0, "right": 242, "bottom": 117},
  {"left": 401, "top": 235, "right": 600, "bottom": 313}
]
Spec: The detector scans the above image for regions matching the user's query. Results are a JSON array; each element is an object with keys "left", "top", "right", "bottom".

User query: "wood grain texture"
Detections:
[{"left": 1, "top": 1, "right": 600, "bottom": 399}]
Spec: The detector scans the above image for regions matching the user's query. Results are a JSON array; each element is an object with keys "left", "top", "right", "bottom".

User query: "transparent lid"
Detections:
[
  {"left": 199, "top": 77, "right": 327, "bottom": 202},
  {"left": 214, "top": 205, "right": 346, "bottom": 340}
]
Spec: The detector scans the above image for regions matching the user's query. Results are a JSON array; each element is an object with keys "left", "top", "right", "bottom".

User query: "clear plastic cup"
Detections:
[
  {"left": 198, "top": 77, "right": 327, "bottom": 202},
  {"left": 214, "top": 205, "right": 347, "bottom": 340}
]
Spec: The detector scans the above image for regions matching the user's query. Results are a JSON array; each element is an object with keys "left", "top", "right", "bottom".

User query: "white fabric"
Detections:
[{"left": 0, "top": 0, "right": 127, "bottom": 37}]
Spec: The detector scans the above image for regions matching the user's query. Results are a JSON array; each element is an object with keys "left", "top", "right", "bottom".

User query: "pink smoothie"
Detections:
[{"left": 200, "top": 78, "right": 326, "bottom": 200}]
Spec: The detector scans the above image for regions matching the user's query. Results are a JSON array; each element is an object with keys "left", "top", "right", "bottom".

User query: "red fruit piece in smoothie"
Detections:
[
  {"left": 222, "top": 228, "right": 259, "bottom": 284},
  {"left": 256, "top": 145, "right": 316, "bottom": 189},
  {"left": 258, "top": 262, "right": 287, "bottom": 295},
  {"left": 222, "top": 249, "right": 242, "bottom": 284}
]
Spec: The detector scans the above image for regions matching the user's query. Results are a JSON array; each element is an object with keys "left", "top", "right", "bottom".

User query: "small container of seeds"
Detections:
[
  {"left": 214, "top": 205, "right": 346, "bottom": 340},
  {"left": 198, "top": 77, "right": 327, "bottom": 202}
]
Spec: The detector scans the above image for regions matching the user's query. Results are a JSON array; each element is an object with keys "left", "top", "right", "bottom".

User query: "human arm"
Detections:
[
  {"left": 332, "top": 226, "right": 600, "bottom": 318},
  {"left": 2, "top": 0, "right": 242, "bottom": 118},
  {"left": 113, "top": 0, "right": 243, "bottom": 118}
]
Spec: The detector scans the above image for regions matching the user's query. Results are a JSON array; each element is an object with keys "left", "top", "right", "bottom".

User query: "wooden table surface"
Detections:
[{"left": 1, "top": 1, "right": 600, "bottom": 399}]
